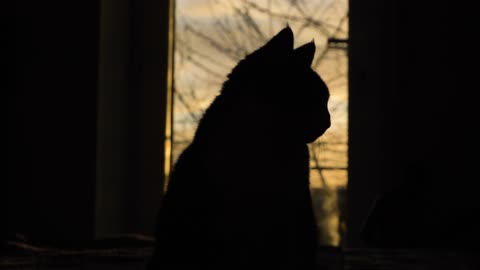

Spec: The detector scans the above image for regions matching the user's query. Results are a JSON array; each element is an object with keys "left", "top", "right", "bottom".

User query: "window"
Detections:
[{"left": 171, "top": 0, "right": 348, "bottom": 247}]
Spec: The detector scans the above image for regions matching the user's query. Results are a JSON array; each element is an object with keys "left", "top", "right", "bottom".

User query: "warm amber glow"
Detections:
[{"left": 164, "top": 0, "right": 176, "bottom": 192}]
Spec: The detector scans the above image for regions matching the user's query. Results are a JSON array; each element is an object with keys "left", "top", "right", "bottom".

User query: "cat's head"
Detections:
[{"left": 224, "top": 26, "right": 330, "bottom": 143}]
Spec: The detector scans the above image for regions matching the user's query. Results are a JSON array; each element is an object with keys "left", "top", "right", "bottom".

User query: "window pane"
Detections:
[{"left": 173, "top": 0, "right": 348, "bottom": 247}]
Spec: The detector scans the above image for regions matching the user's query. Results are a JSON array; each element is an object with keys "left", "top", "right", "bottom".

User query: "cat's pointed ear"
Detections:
[
  {"left": 264, "top": 26, "right": 294, "bottom": 53},
  {"left": 294, "top": 40, "right": 316, "bottom": 67}
]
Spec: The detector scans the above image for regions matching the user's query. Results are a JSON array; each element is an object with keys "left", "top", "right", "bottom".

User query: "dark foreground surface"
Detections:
[{"left": 1, "top": 235, "right": 479, "bottom": 270}]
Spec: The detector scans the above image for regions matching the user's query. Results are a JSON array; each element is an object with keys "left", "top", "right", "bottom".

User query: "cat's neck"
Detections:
[{"left": 193, "top": 92, "right": 277, "bottom": 145}]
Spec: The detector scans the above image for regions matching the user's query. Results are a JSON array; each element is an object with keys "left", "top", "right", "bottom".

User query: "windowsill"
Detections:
[
  {"left": 1, "top": 234, "right": 154, "bottom": 269},
  {"left": 2, "top": 235, "right": 478, "bottom": 270}
]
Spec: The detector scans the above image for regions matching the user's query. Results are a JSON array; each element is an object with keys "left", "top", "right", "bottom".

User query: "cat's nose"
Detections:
[
  {"left": 315, "top": 113, "right": 331, "bottom": 135},
  {"left": 324, "top": 113, "right": 331, "bottom": 129}
]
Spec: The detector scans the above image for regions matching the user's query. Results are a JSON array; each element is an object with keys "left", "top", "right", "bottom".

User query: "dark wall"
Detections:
[
  {"left": 8, "top": 0, "right": 171, "bottom": 243},
  {"left": 8, "top": 1, "right": 100, "bottom": 242},
  {"left": 95, "top": 0, "right": 171, "bottom": 237},
  {"left": 348, "top": 1, "right": 479, "bottom": 248}
]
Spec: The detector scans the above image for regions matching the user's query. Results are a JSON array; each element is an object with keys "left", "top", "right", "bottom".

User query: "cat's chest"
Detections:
[{"left": 203, "top": 142, "right": 310, "bottom": 186}]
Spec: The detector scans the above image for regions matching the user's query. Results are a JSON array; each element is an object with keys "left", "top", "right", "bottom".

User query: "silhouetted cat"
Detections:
[{"left": 147, "top": 26, "right": 330, "bottom": 269}]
